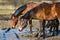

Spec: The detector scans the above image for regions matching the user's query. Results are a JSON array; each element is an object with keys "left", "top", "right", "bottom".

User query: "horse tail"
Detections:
[{"left": 13, "top": 4, "right": 27, "bottom": 17}]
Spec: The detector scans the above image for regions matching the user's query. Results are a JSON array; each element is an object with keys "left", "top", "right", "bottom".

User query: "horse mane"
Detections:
[
  {"left": 20, "top": 10, "right": 32, "bottom": 19},
  {"left": 20, "top": 2, "right": 44, "bottom": 19},
  {"left": 13, "top": 1, "right": 52, "bottom": 17},
  {"left": 13, "top": 2, "right": 39, "bottom": 17},
  {"left": 13, "top": 4, "right": 27, "bottom": 17}
]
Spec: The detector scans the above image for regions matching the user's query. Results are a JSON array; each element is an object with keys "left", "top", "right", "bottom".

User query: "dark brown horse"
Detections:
[
  {"left": 18, "top": 2, "right": 58, "bottom": 39},
  {"left": 11, "top": 2, "right": 39, "bottom": 33}
]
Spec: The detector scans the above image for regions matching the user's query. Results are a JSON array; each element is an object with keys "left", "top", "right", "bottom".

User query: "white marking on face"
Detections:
[
  {"left": 18, "top": 27, "right": 22, "bottom": 31},
  {"left": 12, "top": 26, "right": 14, "bottom": 28}
]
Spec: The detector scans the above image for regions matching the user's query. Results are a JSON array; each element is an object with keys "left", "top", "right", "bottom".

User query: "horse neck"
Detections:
[{"left": 21, "top": 3, "right": 39, "bottom": 15}]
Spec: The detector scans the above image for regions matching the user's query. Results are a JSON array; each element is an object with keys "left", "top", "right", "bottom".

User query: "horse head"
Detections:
[
  {"left": 18, "top": 18, "right": 28, "bottom": 31},
  {"left": 10, "top": 13, "right": 18, "bottom": 29}
]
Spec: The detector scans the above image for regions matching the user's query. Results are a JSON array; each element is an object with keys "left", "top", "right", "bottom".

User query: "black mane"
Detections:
[
  {"left": 13, "top": 4, "right": 27, "bottom": 17},
  {"left": 20, "top": 8, "right": 33, "bottom": 19}
]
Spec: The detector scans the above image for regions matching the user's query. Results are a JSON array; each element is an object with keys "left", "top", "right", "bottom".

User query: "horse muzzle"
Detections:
[
  {"left": 18, "top": 22, "right": 28, "bottom": 32},
  {"left": 12, "top": 26, "right": 15, "bottom": 29}
]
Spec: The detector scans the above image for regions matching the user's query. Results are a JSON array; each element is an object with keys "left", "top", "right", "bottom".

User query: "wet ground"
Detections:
[
  {"left": 0, "top": 20, "right": 40, "bottom": 40},
  {"left": 0, "top": 20, "right": 60, "bottom": 40},
  {"left": 0, "top": 29, "right": 37, "bottom": 40}
]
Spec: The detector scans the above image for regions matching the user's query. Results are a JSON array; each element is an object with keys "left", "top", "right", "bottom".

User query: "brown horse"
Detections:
[
  {"left": 11, "top": 2, "right": 39, "bottom": 33},
  {"left": 18, "top": 2, "right": 57, "bottom": 39}
]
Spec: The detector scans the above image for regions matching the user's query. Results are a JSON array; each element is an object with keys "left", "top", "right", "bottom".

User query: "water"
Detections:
[
  {"left": 0, "top": 20, "right": 60, "bottom": 40},
  {"left": 0, "top": 28, "right": 60, "bottom": 40},
  {"left": 0, "top": 28, "right": 37, "bottom": 40}
]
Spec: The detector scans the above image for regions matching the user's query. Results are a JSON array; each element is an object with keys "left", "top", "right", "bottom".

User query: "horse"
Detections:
[
  {"left": 17, "top": 2, "right": 58, "bottom": 39},
  {"left": 11, "top": 2, "right": 39, "bottom": 33}
]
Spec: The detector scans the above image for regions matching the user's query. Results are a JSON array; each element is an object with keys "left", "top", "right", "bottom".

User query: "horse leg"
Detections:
[
  {"left": 38, "top": 20, "right": 43, "bottom": 40},
  {"left": 56, "top": 25, "right": 59, "bottom": 35},
  {"left": 56, "top": 20, "right": 59, "bottom": 35},
  {"left": 42, "top": 20, "right": 46, "bottom": 39},
  {"left": 54, "top": 18, "right": 59, "bottom": 36},
  {"left": 52, "top": 25, "right": 55, "bottom": 36},
  {"left": 29, "top": 19, "right": 32, "bottom": 34},
  {"left": 56, "top": 26, "right": 58, "bottom": 35},
  {"left": 50, "top": 26, "right": 52, "bottom": 32}
]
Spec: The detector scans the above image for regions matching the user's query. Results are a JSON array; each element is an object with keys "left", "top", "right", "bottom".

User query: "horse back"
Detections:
[
  {"left": 42, "top": 2, "right": 57, "bottom": 20},
  {"left": 32, "top": 2, "right": 57, "bottom": 20}
]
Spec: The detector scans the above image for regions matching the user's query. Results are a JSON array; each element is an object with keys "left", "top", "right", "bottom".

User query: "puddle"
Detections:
[
  {"left": 0, "top": 27, "right": 60, "bottom": 40},
  {"left": 0, "top": 28, "right": 37, "bottom": 40}
]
